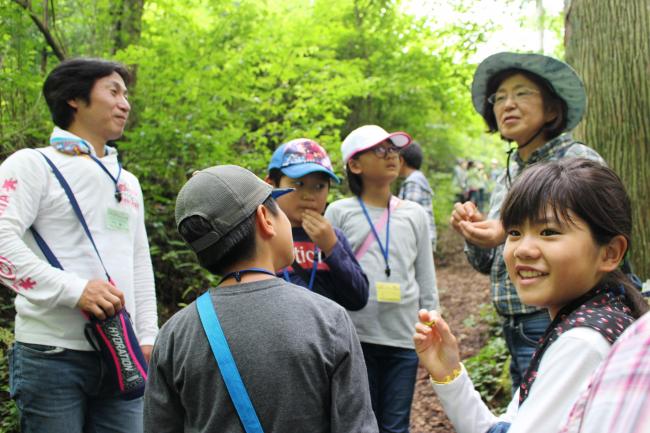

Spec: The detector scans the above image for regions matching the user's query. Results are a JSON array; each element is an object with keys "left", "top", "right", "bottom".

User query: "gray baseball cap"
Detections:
[
  {"left": 471, "top": 52, "right": 586, "bottom": 132},
  {"left": 175, "top": 165, "right": 293, "bottom": 253}
]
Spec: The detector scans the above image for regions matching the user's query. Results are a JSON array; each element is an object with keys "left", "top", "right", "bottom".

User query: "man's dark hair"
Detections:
[
  {"left": 501, "top": 158, "right": 649, "bottom": 318},
  {"left": 178, "top": 197, "right": 279, "bottom": 276},
  {"left": 482, "top": 68, "right": 568, "bottom": 141},
  {"left": 400, "top": 142, "right": 423, "bottom": 170},
  {"left": 43, "top": 58, "right": 131, "bottom": 129}
]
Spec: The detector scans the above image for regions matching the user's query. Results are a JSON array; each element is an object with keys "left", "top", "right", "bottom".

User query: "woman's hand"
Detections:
[
  {"left": 450, "top": 201, "right": 484, "bottom": 233},
  {"left": 413, "top": 309, "right": 461, "bottom": 382},
  {"left": 458, "top": 219, "right": 506, "bottom": 248},
  {"left": 449, "top": 202, "right": 506, "bottom": 248}
]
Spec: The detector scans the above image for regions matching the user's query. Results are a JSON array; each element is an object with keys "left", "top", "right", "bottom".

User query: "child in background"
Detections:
[
  {"left": 414, "top": 158, "right": 648, "bottom": 433},
  {"left": 326, "top": 125, "right": 439, "bottom": 433},
  {"left": 266, "top": 138, "right": 369, "bottom": 310},
  {"left": 398, "top": 141, "right": 437, "bottom": 252}
]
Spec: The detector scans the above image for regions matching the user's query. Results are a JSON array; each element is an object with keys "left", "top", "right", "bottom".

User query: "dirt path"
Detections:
[{"left": 409, "top": 233, "right": 492, "bottom": 433}]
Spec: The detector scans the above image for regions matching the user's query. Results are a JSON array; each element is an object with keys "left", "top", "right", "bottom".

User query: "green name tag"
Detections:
[{"left": 106, "top": 207, "right": 130, "bottom": 232}]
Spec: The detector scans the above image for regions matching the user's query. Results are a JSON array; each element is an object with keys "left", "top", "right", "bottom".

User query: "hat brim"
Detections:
[
  {"left": 347, "top": 131, "right": 412, "bottom": 161},
  {"left": 280, "top": 163, "right": 340, "bottom": 183},
  {"left": 270, "top": 188, "right": 294, "bottom": 199},
  {"left": 471, "top": 52, "right": 586, "bottom": 132}
]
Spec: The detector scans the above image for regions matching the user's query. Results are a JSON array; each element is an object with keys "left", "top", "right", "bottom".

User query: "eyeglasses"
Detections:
[
  {"left": 487, "top": 88, "right": 541, "bottom": 107},
  {"left": 368, "top": 145, "right": 400, "bottom": 159}
]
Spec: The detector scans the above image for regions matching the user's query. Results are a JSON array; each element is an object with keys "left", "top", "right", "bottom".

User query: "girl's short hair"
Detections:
[
  {"left": 482, "top": 68, "right": 568, "bottom": 141},
  {"left": 501, "top": 158, "right": 648, "bottom": 317}
]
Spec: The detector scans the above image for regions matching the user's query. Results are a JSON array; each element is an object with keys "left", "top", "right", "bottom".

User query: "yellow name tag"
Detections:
[
  {"left": 376, "top": 282, "right": 401, "bottom": 303},
  {"left": 106, "top": 207, "right": 130, "bottom": 232}
]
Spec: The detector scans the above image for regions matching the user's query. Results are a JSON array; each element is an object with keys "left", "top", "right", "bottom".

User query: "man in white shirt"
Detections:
[{"left": 0, "top": 58, "right": 158, "bottom": 433}]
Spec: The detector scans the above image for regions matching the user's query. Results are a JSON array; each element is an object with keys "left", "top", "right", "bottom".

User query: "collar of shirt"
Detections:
[
  {"left": 512, "top": 133, "right": 575, "bottom": 169},
  {"left": 50, "top": 127, "right": 118, "bottom": 157}
]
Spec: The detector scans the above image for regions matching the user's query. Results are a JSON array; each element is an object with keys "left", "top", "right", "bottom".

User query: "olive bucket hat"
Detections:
[{"left": 471, "top": 52, "right": 586, "bottom": 132}]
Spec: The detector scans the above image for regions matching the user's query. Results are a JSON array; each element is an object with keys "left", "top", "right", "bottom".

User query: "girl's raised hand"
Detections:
[{"left": 413, "top": 309, "right": 461, "bottom": 382}]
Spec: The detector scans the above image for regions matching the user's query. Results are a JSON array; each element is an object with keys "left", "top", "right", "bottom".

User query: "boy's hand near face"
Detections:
[{"left": 302, "top": 209, "right": 337, "bottom": 256}]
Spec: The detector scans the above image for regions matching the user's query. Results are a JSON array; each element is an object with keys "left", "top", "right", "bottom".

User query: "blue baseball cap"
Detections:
[{"left": 268, "top": 139, "right": 340, "bottom": 183}]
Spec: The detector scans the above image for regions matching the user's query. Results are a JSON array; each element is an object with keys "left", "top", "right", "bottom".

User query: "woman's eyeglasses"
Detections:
[{"left": 487, "top": 88, "right": 541, "bottom": 108}]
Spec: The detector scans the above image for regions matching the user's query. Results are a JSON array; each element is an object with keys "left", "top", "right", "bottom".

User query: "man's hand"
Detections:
[
  {"left": 77, "top": 279, "right": 125, "bottom": 320},
  {"left": 141, "top": 344, "right": 153, "bottom": 364},
  {"left": 302, "top": 209, "right": 337, "bottom": 256}
]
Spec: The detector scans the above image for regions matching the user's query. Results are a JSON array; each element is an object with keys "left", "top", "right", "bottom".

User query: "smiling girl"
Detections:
[{"left": 414, "top": 158, "right": 648, "bottom": 433}]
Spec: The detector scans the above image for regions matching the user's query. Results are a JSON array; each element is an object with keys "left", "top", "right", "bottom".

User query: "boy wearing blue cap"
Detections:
[{"left": 266, "top": 139, "right": 369, "bottom": 310}]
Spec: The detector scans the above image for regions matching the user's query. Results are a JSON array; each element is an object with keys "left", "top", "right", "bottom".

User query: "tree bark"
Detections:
[
  {"left": 112, "top": 0, "right": 145, "bottom": 54},
  {"left": 565, "top": 0, "right": 650, "bottom": 280}
]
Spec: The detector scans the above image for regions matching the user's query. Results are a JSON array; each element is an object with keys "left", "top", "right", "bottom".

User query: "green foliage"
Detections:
[
  {"left": 0, "top": 319, "right": 18, "bottom": 432},
  {"left": 464, "top": 305, "right": 512, "bottom": 412}
]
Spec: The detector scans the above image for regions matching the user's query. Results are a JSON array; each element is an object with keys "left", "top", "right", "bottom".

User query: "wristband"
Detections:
[{"left": 431, "top": 363, "right": 462, "bottom": 385}]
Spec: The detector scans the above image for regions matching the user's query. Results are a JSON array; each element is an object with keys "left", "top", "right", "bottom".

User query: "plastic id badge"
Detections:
[
  {"left": 376, "top": 282, "right": 401, "bottom": 303},
  {"left": 106, "top": 207, "right": 130, "bottom": 232}
]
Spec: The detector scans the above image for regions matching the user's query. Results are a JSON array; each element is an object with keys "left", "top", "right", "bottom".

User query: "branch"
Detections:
[{"left": 11, "top": 0, "right": 66, "bottom": 60}]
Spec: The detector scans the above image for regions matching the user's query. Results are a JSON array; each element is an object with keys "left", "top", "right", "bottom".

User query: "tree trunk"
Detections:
[
  {"left": 112, "top": 0, "right": 145, "bottom": 54},
  {"left": 564, "top": 0, "right": 650, "bottom": 280}
]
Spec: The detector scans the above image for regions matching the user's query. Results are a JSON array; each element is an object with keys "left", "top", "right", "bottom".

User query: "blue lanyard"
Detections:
[
  {"left": 282, "top": 247, "right": 319, "bottom": 290},
  {"left": 220, "top": 267, "right": 276, "bottom": 284},
  {"left": 358, "top": 198, "right": 391, "bottom": 277},
  {"left": 88, "top": 154, "right": 123, "bottom": 203}
]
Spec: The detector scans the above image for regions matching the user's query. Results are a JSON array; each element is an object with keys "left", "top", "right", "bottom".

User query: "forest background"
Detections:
[{"left": 1, "top": 0, "right": 648, "bottom": 431}]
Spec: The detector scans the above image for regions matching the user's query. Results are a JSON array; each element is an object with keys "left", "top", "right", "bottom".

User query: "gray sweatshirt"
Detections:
[
  {"left": 325, "top": 197, "right": 439, "bottom": 349},
  {"left": 144, "top": 278, "right": 378, "bottom": 433}
]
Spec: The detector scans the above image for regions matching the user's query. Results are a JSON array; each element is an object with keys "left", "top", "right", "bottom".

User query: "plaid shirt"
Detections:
[
  {"left": 465, "top": 133, "right": 605, "bottom": 316},
  {"left": 559, "top": 312, "right": 650, "bottom": 433},
  {"left": 398, "top": 170, "right": 437, "bottom": 250}
]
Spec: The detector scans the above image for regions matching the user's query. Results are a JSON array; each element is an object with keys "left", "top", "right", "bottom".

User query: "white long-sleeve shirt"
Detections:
[
  {"left": 433, "top": 327, "right": 611, "bottom": 433},
  {"left": 0, "top": 128, "right": 158, "bottom": 350}
]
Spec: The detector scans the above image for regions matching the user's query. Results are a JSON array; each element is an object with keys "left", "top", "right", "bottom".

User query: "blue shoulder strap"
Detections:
[
  {"left": 31, "top": 151, "right": 111, "bottom": 281},
  {"left": 196, "top": 292, "right": 264, "bottom": 433}
]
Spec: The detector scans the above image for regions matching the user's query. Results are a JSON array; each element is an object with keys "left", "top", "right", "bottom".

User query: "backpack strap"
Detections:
[
  {"left": 196, "top": 292, "right": 264, "bottom": 433},
  {"left": 32, "top": 150, "right": 112, "bottom": 282}
]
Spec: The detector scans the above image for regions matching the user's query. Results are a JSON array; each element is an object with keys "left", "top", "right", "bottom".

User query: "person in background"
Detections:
[
  {"left": 450, "top": 52, "right": 605, "bottom": 394},
  {"left": 465, "top": 160, "right": 481, "bottom": 208},
  {"left": 0, "top": 58, "right": 158, "bottom": 433},
  {"left": 398, "top": 141, "right": 437, "bottom": 252},
  {"left": 452, "top": 158, "right": 467, "bottom": 203},
  {"left": 266, "top": 138, "right": 369, "bottom": 310}
]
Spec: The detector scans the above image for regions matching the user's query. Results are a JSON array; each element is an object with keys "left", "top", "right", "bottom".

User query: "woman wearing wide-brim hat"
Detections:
[{"left": 450, "top": 52, "right": 605, "bottom": 392}]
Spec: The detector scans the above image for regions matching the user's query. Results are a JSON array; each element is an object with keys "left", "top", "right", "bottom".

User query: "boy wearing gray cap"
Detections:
[{"left": 143, "top": 165, "right": 377, "bottom": 433}]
